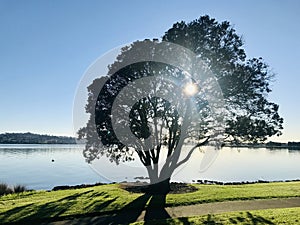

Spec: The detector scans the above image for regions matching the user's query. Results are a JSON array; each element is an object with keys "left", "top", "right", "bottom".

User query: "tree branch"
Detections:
[{"left": 175, "top": 137, "right": 210, "bottom": 168}]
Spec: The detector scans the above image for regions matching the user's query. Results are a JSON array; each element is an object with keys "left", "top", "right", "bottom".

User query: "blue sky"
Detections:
[{"left": 0, "top": 0, "right": 299, "bottom": 142}]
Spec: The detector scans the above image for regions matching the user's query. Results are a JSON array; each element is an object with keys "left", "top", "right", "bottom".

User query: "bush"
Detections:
[
  {"left": 13, "top": 184, "right": 26, "bottom": 193},
  {"left": 0, "top": 183, "right": 27, "bottom": 196},
  {"left": 0, "top": 183, "right": 13, "bottom": 196}
]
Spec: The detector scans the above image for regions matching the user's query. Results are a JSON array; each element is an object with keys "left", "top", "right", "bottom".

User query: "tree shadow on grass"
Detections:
[
  {"left": 201, "top": 212, "right": 275, "bottom": 225},
  {"left": 101, "top": 193, "right": 152, "bottom": 224},
  {"left": 1, "top": 190, "right": 276, "bottom": 225},
  {"left": 0, "top": 203, "right": 35, "bottom": 224},
  {"left": 0, "top": 190, "right": 112, "bottom": 225},
  {"left": 33, "top": 190, "right": 95, "bottom": 219},
  {"left": 144, "top": 211, "right": 276, "bottom": 225},
  {"left": 1, "top": 189, "right": 153, "bottom": 225},
  {"left": 245, "top": 212, "right": 274, "bottom": 225},
  {"left": 100, "top": 193, "right": 171, "bottom": 225},
  {"left": 2, "top": 189, "right": 171, "bottom": 225},
  {"left": 144, "top": 194, "right": 171, "bottom": 224}
]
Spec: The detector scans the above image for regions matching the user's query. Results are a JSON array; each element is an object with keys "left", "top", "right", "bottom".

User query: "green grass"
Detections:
[
  {"left": 0, "top": 184, "right": 138, "bottom": 224},
  {"left": 0, "top": 182, "right": 300, "bottom": 224},
  {"left": 166, "top": 182, "right": 300, "bottom": 206},
  {"left": 132, "top": 207, "right": 300, "bottom": 225}
]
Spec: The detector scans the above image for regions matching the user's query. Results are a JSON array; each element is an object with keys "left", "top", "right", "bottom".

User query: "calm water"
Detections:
[{"left": 0, "top": 144, "right": 299, "bottom": 190}]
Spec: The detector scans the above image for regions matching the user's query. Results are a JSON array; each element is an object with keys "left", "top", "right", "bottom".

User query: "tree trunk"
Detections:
[{"left": 146, "top": 178, "right": 171, "bottom": 195}]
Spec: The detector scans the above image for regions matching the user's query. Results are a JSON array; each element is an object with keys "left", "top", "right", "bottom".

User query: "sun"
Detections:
[{"left": 183, "top": 82, "right": 199, "bottom": 96}]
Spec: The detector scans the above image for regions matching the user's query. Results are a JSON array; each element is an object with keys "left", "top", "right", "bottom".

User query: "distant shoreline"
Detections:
[
  {"left": 0, "top": 132, "right": 77, "bottom": 144},
  {"left": 224, "top": 142, "right": 300, "bottom": 150},
  {"left": 51, "top": 179, "right": 300, "bottom": 191},
  {"left": 1, "top": 132, "right": 299, "bottom": 148}
]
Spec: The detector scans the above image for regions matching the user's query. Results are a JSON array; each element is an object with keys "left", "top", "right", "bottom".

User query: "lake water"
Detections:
[{"left": 0, "top": 144, "right": 299, "bottom": 190}]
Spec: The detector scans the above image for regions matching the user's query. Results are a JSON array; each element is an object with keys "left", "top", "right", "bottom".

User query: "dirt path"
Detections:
[{"left": 43, "top": 197, "right": 300, "bottom": 225}]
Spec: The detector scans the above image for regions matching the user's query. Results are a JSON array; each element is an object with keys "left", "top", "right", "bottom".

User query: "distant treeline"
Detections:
[
  {"left": 225, "top": 141, "right": 300, "bottom": 150},
  {"left": 266, "top": 141, "right": 300, "bottom": 150},
  {"left": 0, "top": 132, "right": 76, "bottom": 144}
]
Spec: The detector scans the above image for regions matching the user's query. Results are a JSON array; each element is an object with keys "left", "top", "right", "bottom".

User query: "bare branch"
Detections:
[{"left": 176, "top": 137, "right": 210, "bottom": 168}]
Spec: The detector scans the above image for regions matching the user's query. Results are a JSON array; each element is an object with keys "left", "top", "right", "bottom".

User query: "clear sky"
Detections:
[{"left": 0, "top": 0, "right": 299, "bottom": 142}]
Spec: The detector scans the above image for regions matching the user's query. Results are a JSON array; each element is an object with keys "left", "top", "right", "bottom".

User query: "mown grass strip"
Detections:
[
  {"left": 166, "top": 182, "right": 300, "bottom": 206},
  {"left": 132, "top": 207, "right": 300, "bottom": 225}
]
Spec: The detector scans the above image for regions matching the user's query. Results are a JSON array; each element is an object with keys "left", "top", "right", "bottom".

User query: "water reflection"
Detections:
[
  {"left": 0, "top": 145, "right": 299, "bottom": 190},
  {"left": 0, "top": 144, "right": 83, "bottom": 156},
  {"left": 0, "top": 144, "right": 101, "bottom": 190}
]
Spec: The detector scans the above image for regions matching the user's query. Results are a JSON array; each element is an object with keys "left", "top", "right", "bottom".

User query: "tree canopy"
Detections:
[{"left": 162, "top": 16, "right": 283, "bottom": 143}]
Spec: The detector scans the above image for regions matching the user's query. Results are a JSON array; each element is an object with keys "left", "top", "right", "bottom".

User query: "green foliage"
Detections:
[
  {"left": 162, "top": 15, "right": 283, "bottom": 143},
  {"left": 13, "top": 184, "right": 27, "bottom": 193},
  {"left": 0, "top": 183, "right": 27, "bottom": 196},
  {"left": 0, "top": 183, "right": 13, "bottom": 196}
]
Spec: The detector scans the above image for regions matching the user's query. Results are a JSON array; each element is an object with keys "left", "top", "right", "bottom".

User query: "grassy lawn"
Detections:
[
  {"left": 132, "top": 207, "right": 300, "bottom": 225},
  {"left": 0, "top": 182, "right": 300, "bottom": 224},
  {"left": 166, "top": 181, "right": 300, "bottom": 206}
]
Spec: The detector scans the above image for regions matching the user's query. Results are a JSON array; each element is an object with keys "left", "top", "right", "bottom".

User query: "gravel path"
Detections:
[{"left": 42, "top": 197, "right": 300, "bottom": 225}]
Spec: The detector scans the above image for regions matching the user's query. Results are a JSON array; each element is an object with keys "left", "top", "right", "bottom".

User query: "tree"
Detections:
[{"left": 78, "top": 15, "right": 283, "bottom": 194}]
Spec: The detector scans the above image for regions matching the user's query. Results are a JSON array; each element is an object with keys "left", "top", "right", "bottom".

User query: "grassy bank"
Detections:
[{"left": 0, "top": 182, "right": 300, "bottom": 224}]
